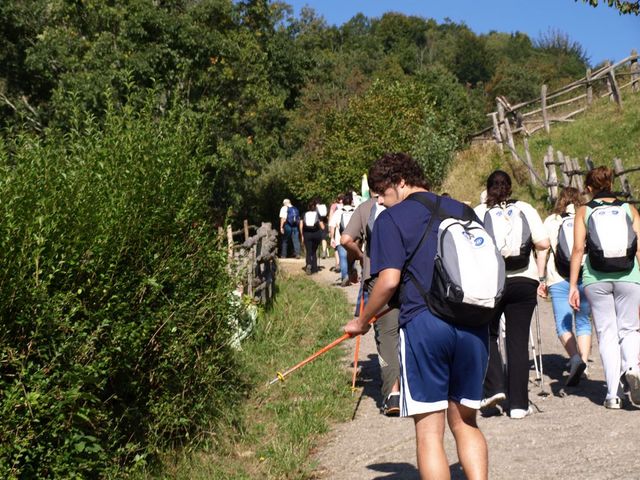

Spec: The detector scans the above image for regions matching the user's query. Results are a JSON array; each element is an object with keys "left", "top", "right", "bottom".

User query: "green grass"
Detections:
[
  {"left": 137, "top": 273, "right": 354, "bottom": 479},
  {"left": 444, "top": 87, "right": 640, "bottom": 210}
]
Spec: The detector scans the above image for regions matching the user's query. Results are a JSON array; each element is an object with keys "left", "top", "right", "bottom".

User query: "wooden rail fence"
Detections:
[
  {"left": 220, "top": 221, "right": 278, "bottom": 347},
  {"left": 473, "top": 49, "right": 639, "bottom": 146},
  {"left": 470, "top": 48, "right": 640, "bottom": 204}
]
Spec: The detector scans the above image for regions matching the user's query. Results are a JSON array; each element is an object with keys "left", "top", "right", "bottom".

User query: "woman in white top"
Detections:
[
  {"left": 540, "top": 187, "right": 592, "bottom": 386},
  {"left": 474, "top": 170, "right": 550, "bottom": 419}
]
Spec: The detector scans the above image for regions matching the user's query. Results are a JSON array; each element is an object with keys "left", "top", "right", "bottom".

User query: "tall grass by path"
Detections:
[{"left": 146, "top": 273, "right": 355, "bottom": 479}]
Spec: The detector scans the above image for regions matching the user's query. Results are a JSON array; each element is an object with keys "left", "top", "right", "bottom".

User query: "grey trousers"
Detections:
[
  {"left": 584, "top": 281, "right": 640, "bottom": 400},
  {"left": 363, "top": 281, "right": 400, "bottom": 399}
]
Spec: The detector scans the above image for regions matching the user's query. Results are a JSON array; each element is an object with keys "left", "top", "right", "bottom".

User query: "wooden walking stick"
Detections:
[
  {"left": 351, "top": 289, "right": 366, "bottom": 394},
  {"left": 267, "top": 307, "right": 391, "bottom": 386}
]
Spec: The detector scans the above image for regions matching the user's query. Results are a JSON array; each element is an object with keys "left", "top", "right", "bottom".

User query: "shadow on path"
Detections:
[{"left": 367, "top": 461, "right": 465, "bottom": 479}]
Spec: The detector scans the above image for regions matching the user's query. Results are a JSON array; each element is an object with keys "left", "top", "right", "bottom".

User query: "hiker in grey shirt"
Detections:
[{"left": 341, "top": 196, "right": 401, "bottom": 416}]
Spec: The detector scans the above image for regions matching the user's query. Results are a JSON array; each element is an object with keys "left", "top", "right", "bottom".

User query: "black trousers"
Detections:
[
  {"left": 484, "top": 277, "right": 538, "bottom": 410},
  {"left": 303, "top": 229, "right": 322, "bottom": 273}
]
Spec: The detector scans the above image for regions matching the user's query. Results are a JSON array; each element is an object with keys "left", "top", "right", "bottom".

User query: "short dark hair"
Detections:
[
  {"left": 367, "top": 153, "right": 430, "bottom": 193},
  {"left": 343, "top": 191, "right": 353, "bottom": 206},
  {"left": 485, "top": 170, "right": 512, "bottom": 206}
]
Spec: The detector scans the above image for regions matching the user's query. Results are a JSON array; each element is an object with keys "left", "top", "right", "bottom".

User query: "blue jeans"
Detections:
[
  {"left": 280, "top": 224, "right": 300, "bottom": 258},
  {"left": 336, "top": 244, "right": 348, "bottom": 280},
  {"left": 548, "top": 280, "right": 592, "bottom": 337}
]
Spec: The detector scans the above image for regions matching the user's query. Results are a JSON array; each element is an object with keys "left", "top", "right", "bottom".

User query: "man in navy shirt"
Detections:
[{"left": 344, "top": 153, "right": 489, "bottom": 480}]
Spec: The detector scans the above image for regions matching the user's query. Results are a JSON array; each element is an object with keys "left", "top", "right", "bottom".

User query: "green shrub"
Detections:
[{"left": 0, "top": 96, "right": 241, "bottom": 477}]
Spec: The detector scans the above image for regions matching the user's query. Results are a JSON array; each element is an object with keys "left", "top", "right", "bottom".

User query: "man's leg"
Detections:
[
  {"left": 291, "top": 226, "right": 301, "bottom": 257},
  {"left": 413, "top": 411, "right": 448, "bottom": 480},
  {"left": 447, "top": 402, "right": 488, "bottom": 480},
  {"left": 281, "top": 224, "right": 291, "bottom": 258}
]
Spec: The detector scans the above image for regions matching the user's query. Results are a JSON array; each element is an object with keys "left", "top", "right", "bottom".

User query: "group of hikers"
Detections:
[
  {"left": 282, "top": 152, "right": 640, "bottom": 480},
  {"left": 279, "top": 191, "right": 363, "bottom": 286}
]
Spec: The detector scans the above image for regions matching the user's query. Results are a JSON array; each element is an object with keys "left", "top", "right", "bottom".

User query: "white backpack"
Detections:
[
  {"left": 586, "top": 200, "right": 637, "bottom": 272},
  {"left": 402, "top": 194, "right": 505, "bottom": 327},
  {"left": 316, "top": 203, "right": 328, "bottom": 218},
  {"left": 483, "top": 201, "right": 533, "bottom": 270},
  {"left": 339, "top": 206, "right": 355, "bottom": 234},
  {"left": 303, "top": 211, "right": 319, "bottom": 228}
]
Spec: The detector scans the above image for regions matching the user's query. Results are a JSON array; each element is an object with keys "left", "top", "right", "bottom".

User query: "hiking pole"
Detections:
[
  {"left": 351, "top": 288, "right": 366, "bottom": 394},
  {"left": 267, "top": 307, "right": 392, "bottom": 386},
  {"left": 534, "top": 302, "right": 549, "bottom": 396},
  {"left": 530, "top": 325, "right": 541, "bottom": 382}
]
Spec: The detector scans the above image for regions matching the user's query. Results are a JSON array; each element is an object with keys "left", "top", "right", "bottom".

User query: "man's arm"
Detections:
[
  {"left": 344, "top": 268, "right": 400, "bottom": 336},
  {"left": 340, "top": 233, "right": 364, "bottom": 263}
]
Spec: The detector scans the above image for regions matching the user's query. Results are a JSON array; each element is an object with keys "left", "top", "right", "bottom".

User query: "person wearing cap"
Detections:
[{"left": 279, "top": 199, "right": 301, "bottom": 258}]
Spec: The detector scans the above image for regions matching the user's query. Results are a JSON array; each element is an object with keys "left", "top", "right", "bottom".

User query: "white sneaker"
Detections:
[
  {"left": 604, "top": 397, "right": 621, "bottom": 409},
  {"left": 480, "top": 392, "right": 506, "bottom": 409},
  {"left": 509, "top": 406, "right": 533, "bottom": 419},
  {"left": 625, "top": 369, "right": 640, "bottom": 406}
]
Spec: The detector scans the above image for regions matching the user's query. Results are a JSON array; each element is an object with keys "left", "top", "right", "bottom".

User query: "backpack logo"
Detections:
[{"left": 474, "top": 237, "right": 485, "bottom": 247}]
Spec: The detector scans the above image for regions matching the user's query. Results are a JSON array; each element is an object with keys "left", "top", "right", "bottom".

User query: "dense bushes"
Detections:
[{"left": 0, "top": 99, "right": 241, "bottom": 477}]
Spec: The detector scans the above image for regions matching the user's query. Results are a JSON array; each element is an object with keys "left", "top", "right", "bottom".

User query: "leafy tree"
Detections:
[
  {"left": 452, "top": 30, "right": 493, "bottom": 86},
  {"left": 577, "top": 0, "right": 639, "bottom": 14}
]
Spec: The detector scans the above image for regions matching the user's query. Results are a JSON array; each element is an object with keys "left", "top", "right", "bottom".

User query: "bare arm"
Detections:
[
  {"left": 631, "top": 204, "right": 640, "bottom": 265},
  {"left": 569, "top": 206, "right": 587, "bottom": 310},
  {"left": 344, "top": 268, "right": 400, "bottom": 336},
  {"left": 340, "top": 233, "right": 364, "bottom": 262},
  {"left": 536, "top": 243, "right": 550, "bottom": 298}
]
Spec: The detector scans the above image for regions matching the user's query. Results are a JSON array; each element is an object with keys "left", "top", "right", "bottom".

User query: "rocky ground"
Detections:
[{"left": 280, "top": 255, "right": 640, "bottom": 480}]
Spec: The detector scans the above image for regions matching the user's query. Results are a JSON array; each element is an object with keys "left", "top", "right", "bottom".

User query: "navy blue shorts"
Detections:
[{"left": 399, "top": 309, "right": 489, "bottom": 416}]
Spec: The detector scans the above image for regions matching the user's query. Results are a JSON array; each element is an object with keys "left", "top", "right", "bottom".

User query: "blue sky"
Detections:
[{"left": 284, "top": 0, "right": 640, "bottom": 66}]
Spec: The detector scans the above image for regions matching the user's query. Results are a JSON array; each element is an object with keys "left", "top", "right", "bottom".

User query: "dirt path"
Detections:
[{"left": 281, "top": 256, "right": 640, "bottom": 479}]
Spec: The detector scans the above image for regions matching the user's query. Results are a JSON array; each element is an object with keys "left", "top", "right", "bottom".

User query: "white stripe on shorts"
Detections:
[{"left": 399, "top": 328, "right": 448, "bottom": 417}]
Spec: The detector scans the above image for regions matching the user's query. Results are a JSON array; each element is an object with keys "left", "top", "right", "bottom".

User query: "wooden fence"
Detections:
[
  {"left": 473, "top": 49, "right": 639, "bottom": 145},
  {"left": 224, "top": 220, "right": 278, "bottom": 305},
  {"left": 542, "top": 149, "right": 640, "bottom": 204},
  {"left": 221, "top": 221, "right": 278, "bottom": 347},
  {"left": 470, "top": 48, "right": 640, "bottom": 204}
]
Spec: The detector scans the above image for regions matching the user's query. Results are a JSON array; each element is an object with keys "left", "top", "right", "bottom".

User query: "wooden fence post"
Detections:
[
  {"left": 585, "top": 156, "right": 594, "bottom": 172},
  {"left": 497, "top": 101, "right": 508, "bottom": 152},
  {"left": 614, "top": 157, "right": 632, "bottom": 199},
  {"left": 243, "top": 219, "right": 250, "bottom": 242},
  {"left": 586, "top": 68, "right": 593, "bottom": 105},
  {"left": 226, "top": 225, "right": 234, "bottom": 264},
  {"left": 631, "top": 49, "right": 639, "bottom": 93},
  {"left": 541, "top": 84, "right": 550, "bottom": 133},
  {"left": 491, "top": 112, "right": 503, "bottom": 146},
  {"left": 545, "top": 145, "right": 558, "bottom": 201},
  {"left": 522, "top": 136, "right": 537, "bottom": 185},
  {"left": 557, "top": 151, "right": 570, "bottom": 187},
  {"left": 571, "top": 158, "right": 585, "bottom": 191},
  {"left": 608, "top": 66, "right": 622, "bottom": 108}
]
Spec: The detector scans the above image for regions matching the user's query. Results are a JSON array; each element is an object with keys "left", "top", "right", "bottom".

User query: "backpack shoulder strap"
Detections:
[{"left": 401, "top": 193, "right": 442, "bottom": 273}]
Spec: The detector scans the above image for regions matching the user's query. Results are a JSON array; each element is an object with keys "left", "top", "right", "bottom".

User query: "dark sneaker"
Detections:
[
  {"left": 383, "top": 393, "right": 400, "bottom": 417},
  {"left": 566, "top": 358, "right": 587, "bottom": 387},
  {"left": 305, "top": 265, "right": 312, "bottom": 275}
]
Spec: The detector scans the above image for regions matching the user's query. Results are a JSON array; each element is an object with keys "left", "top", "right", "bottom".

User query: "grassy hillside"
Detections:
[{"left": 443, "top": 87, "right": 640, "bottom": 212}]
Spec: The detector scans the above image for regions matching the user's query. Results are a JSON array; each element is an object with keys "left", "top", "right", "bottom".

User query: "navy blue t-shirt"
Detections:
[{"left": 370, "top": 191, "right": 479, "bottom": 327}]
